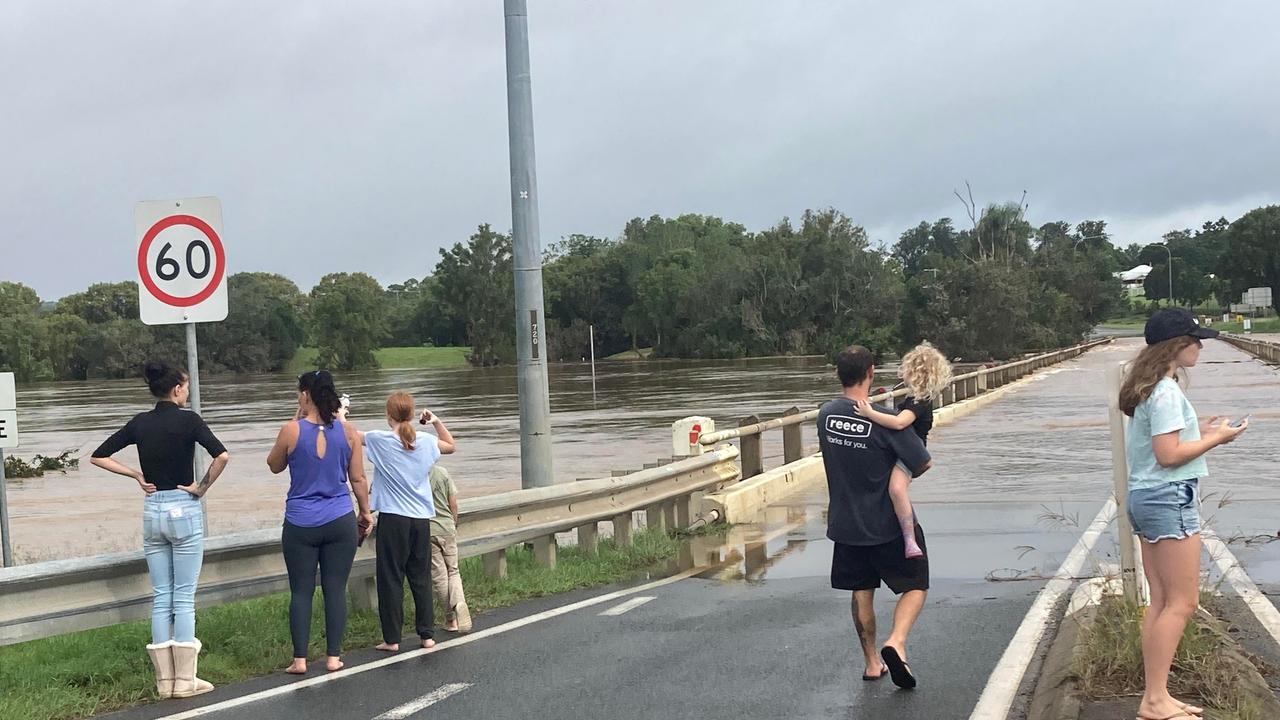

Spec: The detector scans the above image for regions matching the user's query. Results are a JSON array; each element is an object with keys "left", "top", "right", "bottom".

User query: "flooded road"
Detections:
[{"left": 5, "top": 357, "right": 893, "bottom": 562}]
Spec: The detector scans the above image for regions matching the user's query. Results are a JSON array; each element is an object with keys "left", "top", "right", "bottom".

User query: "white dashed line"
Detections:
[
  {"left": 599, "top": 596, "right": 656, "bottom": 616},
  {"left": 372, "top": 683, "right": 472, "bottom": 719}
]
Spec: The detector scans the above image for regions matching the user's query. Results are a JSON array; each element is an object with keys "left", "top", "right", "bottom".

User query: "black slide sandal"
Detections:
[
  {"left": 880, "top": 646, "right": 917, "bottom": 689},
  {"left": 862, "top": 664, "right": 888, "bottom": 681}
]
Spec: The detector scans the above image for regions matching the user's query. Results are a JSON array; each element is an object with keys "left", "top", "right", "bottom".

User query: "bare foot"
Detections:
[
  {"left": 1177, "top": 700, "right": 1204, "bottom": 715},
  {"left": 325, "top": 656, "right": 344, "bottom": 672},
  {"left": 422, "top": 638, "right": 436, "bottom": 649},
  {"left": 374, "top": 642, "right": 399, "bottom": 652},
  {"left": 285, "top": 659, "right": 307, "bottom": 675},
  {"left": 1137, "top": 694, "right": 1196, "bottom": 720}
]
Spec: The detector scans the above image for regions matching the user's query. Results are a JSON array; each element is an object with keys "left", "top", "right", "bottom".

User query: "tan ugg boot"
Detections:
[
  {"left": 455, "top": 601, "right": 473, "bottom": 634},
  {"left": 145, "top": 641, "right": 176, "bottom": 699},
  {"left": 171, "top": 640, "right": 215, "bottom": 698}
]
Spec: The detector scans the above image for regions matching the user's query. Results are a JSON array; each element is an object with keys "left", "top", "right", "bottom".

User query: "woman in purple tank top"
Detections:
[{"left": 267, "top": 371, "right": 373, "bottom": 674}]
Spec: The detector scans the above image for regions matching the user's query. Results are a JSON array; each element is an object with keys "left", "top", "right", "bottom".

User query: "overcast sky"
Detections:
[{"left": 3, "top": 1, "right": 1278, "bottom": 300}]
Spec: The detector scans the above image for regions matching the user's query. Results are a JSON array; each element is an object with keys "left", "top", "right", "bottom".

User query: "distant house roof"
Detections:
[{"left": 1118, "top": 264, "right": 1152, "bottom": 282}]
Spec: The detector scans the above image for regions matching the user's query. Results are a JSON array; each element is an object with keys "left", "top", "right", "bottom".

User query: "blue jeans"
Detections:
[{"left": 143, "top": 490, "right": 205, "bottom": 644}]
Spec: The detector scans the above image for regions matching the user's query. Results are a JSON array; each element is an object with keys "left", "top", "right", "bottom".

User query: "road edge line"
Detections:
[
  {"left": 1203, "top": 532, "right": 1280, "bottom": 646},
  {"left": 967, "top": 497, "right": 1116, "bottom": 720}
]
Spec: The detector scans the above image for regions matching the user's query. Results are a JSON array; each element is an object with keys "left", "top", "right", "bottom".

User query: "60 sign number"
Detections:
[{"left": 155, "top": 240, "right": 212, "bottom": 281}]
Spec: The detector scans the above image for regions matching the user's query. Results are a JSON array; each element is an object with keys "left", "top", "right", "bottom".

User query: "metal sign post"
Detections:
[
  {"left": 0, "top": 449, "right": 11, "bottom": 567},
  {"left": 0, "top": 372, "right": 19, "bottom": 567},
  {"left": 1107, "top": 362, "right": 1147, "bottom": 605},
  {"left": 137, "top": 197, "right": 227, "bottom": 530}
]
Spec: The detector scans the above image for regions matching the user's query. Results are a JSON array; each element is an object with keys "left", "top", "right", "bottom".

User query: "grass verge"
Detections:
[
  {"left": 0, "top": 528, "right": 678, "bottom": 720},
  {"left": 1074, "top": 594, "right": 1272, "bottom": 720},
  {"left": 287, "top": 346, "right": 472, "bottom": 374}
]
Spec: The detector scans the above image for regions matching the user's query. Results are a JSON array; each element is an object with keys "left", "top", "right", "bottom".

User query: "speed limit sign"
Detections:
[{"left": 135, "top": 197, "right": 228, "bottom": 325}]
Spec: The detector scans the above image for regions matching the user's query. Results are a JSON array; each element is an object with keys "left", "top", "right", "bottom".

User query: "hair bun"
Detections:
[{"left": 143, "top": 361, "right": 168, "bottom": 383}]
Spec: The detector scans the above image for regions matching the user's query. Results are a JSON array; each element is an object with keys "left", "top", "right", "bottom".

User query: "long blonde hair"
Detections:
[
  {"left": 1119, "top": 336, "right": 1197, "bottom": 417},
  {"left": 386, "top": 392, "right": 417, "bottom": 450},
  {"left": 901, "top": 342, "right": 953, "bottom": 401}
]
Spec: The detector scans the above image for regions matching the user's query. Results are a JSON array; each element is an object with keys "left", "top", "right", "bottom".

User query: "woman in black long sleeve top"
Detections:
[{"left": 90, "top": 361, "right": 230, "bottom": 700}]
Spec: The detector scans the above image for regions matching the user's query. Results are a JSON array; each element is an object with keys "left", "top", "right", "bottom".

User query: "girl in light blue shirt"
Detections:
[{"left": 1119, "top": 308, "right": 1246, "bottom": 720}]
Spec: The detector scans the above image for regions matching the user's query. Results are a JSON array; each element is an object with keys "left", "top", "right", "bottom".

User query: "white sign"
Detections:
[
  {"left": 135, "top": 197, "right": 228, "bottom": 325},
  {"left": 0, "top": 372, "right": 17, "bottom": 449}
]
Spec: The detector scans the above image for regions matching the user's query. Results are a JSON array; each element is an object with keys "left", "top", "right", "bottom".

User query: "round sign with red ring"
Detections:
[{"left": 136, "top": 214, "right": 227, "bottom": 307}]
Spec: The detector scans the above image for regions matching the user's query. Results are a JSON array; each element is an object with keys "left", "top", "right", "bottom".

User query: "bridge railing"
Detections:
[
  {"left": 1220, "top": 333, "right": 1280, "bottom": 363},
  {"left": 699, "top": 337, "right": 1114, "bottom": 479},
  {"left": 0, "top": 446, "right": 741, "bottom": 646}
]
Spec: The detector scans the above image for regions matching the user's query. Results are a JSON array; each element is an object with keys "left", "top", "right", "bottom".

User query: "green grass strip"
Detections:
[{"left": 0, "top": 529, "right": 678, "bottom": 720}]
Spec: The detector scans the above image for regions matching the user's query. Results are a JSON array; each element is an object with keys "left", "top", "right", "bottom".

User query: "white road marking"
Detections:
[
  {"left": 372, "top": 683, "right": 472, "bottom": 719},
  {"left": 150, "top": 566, "right": 706, "bottom": 719},
  {"left": 599, "top": 596, "right": 656, "bottom": 616},
  {"left": 1203, "top": 532, "right": 1280, "bottom": 645},
  {"left": 968, "top": 497, "right": 1116, "bottom": 720}
]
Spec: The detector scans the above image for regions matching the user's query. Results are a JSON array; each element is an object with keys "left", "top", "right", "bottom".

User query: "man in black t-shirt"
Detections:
[{"left": 819, "top": 345, "right": 932, "bottom": 689}]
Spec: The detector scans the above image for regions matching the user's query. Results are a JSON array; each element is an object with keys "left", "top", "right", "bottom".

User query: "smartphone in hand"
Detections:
[{"left": 1231, "top": 414, "right": 1252, "bottom": 428}]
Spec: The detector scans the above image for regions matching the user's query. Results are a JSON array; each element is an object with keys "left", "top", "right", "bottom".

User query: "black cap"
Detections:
[{"left": 1144, "top": 308, "right": 1219, "bottom": 346}]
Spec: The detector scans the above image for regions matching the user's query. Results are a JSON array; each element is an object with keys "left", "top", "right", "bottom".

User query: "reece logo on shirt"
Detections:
[{"left": 825, "top": 415, "right": 871, "bottom": 439}]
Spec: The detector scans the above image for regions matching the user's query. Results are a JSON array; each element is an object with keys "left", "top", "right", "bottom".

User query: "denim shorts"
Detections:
[{"left": 1127, "top": 479, "right": 1200, "bottom": 544}]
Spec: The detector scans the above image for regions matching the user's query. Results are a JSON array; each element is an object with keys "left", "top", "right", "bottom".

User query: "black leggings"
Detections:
[
  {"left": 282, "top": 513, "right": 358, "bottom": 658},
  {"left": 375, "top": 512, "right": 434, "bottom": 644}
]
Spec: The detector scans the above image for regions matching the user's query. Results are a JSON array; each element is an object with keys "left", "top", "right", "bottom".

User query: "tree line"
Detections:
[{"left": 2, "top": 203, "right": 1277, "bottom": 382}]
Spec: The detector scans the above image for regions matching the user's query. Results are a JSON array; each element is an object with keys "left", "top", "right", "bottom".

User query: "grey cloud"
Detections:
[{"left": 2, "top": 1, "right": 1278, "bottom": 299}]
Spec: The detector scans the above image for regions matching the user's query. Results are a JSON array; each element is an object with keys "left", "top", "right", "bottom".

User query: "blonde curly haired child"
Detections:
[{"left": 854, "top": 342, "right": 952, "bottom": 558}]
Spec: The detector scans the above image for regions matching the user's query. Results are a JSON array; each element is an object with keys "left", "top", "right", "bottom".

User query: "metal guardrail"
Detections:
[
  {"left": 0, "top": 446, "right": 740, "bottom": 646},
  {"left": 1220, "top": 333, "right": 1280, "bottom": 363},
  {"left": 700, "top": 337, "right": 1114, "bottom": 479}
]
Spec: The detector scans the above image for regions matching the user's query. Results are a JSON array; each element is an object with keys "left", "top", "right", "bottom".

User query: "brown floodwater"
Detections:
[{"left": 3, "top": 357, "right": 897, "bottom": 562}]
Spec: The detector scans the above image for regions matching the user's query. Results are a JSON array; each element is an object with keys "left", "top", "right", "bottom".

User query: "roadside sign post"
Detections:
[
  {"left": 136, "top": 197, "right": 228, "bottom": 531},
  {"left": 1107, "top": 362, "right": 1148, "bottom": 606},
  {"left": 0, "top": 372, "right": 19, "bottom": 567}
]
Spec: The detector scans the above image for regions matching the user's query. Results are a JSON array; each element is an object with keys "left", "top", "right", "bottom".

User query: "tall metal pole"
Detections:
[
  {"left": 589, "top": 324, "right": 597, "bottom": 400},
  {"left": 186, "top": 323, "right": 209, "bottom": 531},
  {"left": 504, "top": 0, "right": 555, "bottom": 488},
  {"left": 0, "top": 448, "right": 12, "bottom": 567}
]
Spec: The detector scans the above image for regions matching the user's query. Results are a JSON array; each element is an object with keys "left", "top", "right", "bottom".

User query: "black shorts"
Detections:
[{"left": 831, "top": 524, "right": 929, "bottom": 594}]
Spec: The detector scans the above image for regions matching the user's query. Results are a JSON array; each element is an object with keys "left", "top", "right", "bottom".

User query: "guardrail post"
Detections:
[
  {"left": 533, "top": 535, "right": 557, "bottom": 569},
  {"left": 977, "top": 368, "right": 989, "bottom": 393},
  {"left": 782, "top": 407, "right": 803, "bottom": 464},
  {"left": 484, "top": 548, "right": 508, "bottom": 579},
  {"left": 350, "top": 574, "right": 377, "bottom": 612},
  {"left": 578, "top": 522, "right": 599, "bottom": 555},
  {"left": 613, "top": 512, "right": 633, "bottom": 547},
  {"left": 739, "top": 415, "right": 763, "bottom": 479},
  {"left": 646, "top": 504, "right": 666, "bottom": 532},
  {"left": 662, "top": 499, "right": 677, "bottom": 530},
  {"left": 675, "top": 494, "right": 692, "bottom": 528},
  {"left": 942, "top": 384, "right": 956, "bottom": 407}
]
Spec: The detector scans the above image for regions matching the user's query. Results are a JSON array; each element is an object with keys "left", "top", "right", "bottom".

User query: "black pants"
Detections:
[
  {"left": 375, "top": 513, "right": 434, "bottom": 644},
  {"left": 282, "top": 513, "right": 358, "bottom": 657}
]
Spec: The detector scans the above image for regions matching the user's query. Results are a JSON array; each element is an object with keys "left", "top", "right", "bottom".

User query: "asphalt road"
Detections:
[{"left": 102, "top": 338, "right": 1280, "bottom": 720}]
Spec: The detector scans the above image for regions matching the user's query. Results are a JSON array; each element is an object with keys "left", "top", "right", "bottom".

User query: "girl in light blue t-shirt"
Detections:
[{"left": 1118, "top": 308, "right": 1246, "bottom": 720}]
